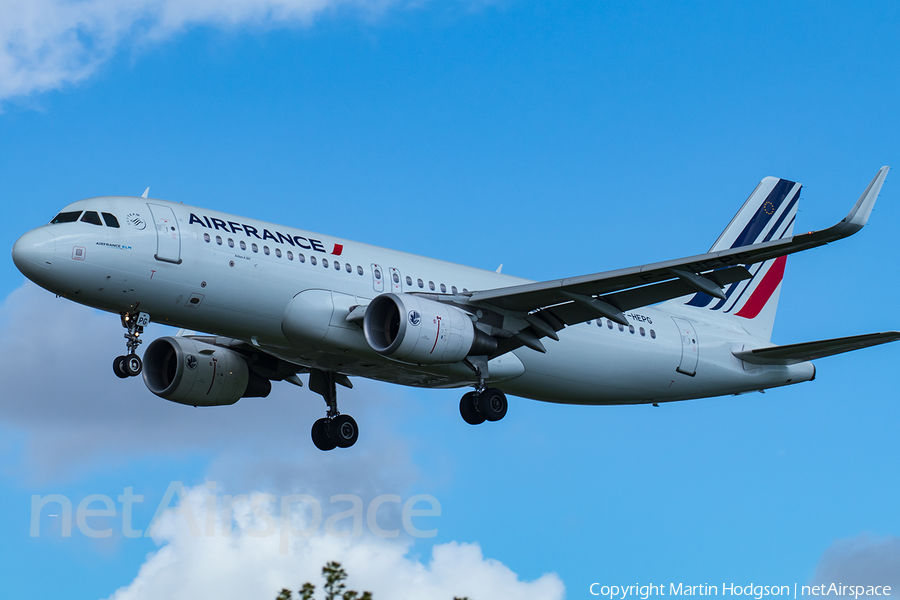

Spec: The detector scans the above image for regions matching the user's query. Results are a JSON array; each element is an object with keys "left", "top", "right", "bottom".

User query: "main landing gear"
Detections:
[
  {"left": 113, "top": 311, "right": 149, "bottom": 379},
  {"left": 308, "top": 369, "right": 359, "bottom": 451},
  {"left": 459, "top": 356, "right": 508, "bottom": 425}
]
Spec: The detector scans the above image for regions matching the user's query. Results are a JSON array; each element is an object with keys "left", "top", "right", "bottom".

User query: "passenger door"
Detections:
[
  {"left": 672, "top": 317, "right": 699, "bottom": 376},
  {"left": 147, "top": 204, "right": 182, "bottom": 264}
]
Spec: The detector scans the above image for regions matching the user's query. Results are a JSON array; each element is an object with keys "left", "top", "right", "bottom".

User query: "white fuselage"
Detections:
[{"left": 13, "top": 196, "right": 815, "bottom": 406}]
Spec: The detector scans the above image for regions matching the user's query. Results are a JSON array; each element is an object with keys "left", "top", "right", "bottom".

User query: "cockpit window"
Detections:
[
  {"left": 50, "top": 211, "right": 82, "bottom": 224},
  {"left": 101, "top": 212, "right": 120, "bottom": 228},
  {"left": 81, "top": 211, "right": 103, "bottom": 226}
]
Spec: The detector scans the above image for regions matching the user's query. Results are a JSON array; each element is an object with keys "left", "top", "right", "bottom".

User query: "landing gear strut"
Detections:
[
  {"left": 308, "top": 369, "right": 359, "bottom": 451},
  {"left": 113, "top": 311, "right": 149, "bottom": 378},
  {"left": 459, "top": 356, "right": 508, "bottom": 425}
]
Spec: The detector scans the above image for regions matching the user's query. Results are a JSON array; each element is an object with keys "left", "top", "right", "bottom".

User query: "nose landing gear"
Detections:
[
  {"left": 113, "top": 311, "right": 149, "bottom": 378},
  {"left": 308, "top": 369, "right": 359, "bottom": 451}
]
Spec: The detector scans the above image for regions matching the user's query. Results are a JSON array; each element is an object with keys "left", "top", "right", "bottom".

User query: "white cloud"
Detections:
[
  {"left": 811, "top": 534, "right": 900, "bottom": 587},
  {"left": 0, "top": 0, "right": 400, "bottom": 103},
  {"left": 103, "top": 484, "right": 565, "bottom": 600}
]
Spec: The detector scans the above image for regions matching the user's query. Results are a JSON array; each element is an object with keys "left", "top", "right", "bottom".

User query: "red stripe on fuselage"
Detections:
[{"left": 735, "top": 256, "right": 787, "bottom": 319}]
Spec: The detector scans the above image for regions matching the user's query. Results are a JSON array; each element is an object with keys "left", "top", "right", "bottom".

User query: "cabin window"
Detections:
[
  {"left": 650, "top": 329, "right": 656, "bottom": 339},
  {"left": 346, "top": 264, "right": 352, "bottom": 273},
  {"left": 287, "top": 251, "right": 293, "bottom": 260},
  {"left": 429, "top": 281, "right": 435, "bottom": 291},
  {"left": 81, "top": 211, "right": 103, "bottom": 226},
  {"left": 393, "top": 272, "right": 400, "bottom": 284},
  {"left": 252, "top": 243, "right": 258, "bottom": 253},
  {"left": 323, "top": 258, "right": 329, "bottom": 268},
  {"left": 463, "top": 288, "right": 469, "bottom": 293},
  {"left": 607, "top": 320, "right": 613, "bottom": 329},
  {"left": 406, "top": 276, "right": 413, "bottom": 286},
  {"left": 374, "top": 268, "right": 381, "bottom": 279},
  {"left": 275, "top": 248, "right": 282, "bottom": 258},
  {"left": 417, "top": 279, "right": 424, "bottom": 289},
  {"left": 299, "top": 254, "right": 305, "bottom": 263},
  {"left": 228, "top": 238, "right": 234, "bottom": 248},
  {"left": 311, "top": 256, "right": 317, "bottom": 265},
  {"left": 204, "top": 233, "right": 210, "bottom": 243},
  {"left": 263, "top": 246, "right": 270, "bottom": 255},
  {"left": 101, "top": 213, "right": 120, "bottom": 228},
  {"left": 629, "top": 325, "right": 635, "bottom": 334},
  {"left": 451, "top": 286, "right": 458, "bottom": 294},
  {"left": 440, "top": 283, "right": 447, "bottom": 293},
  {"left": 240, "top": 240, "right": 247, "bottom": 250},
  {"left": 597, "top": 320, "right": 603, "bottom": 328},
  {"left": 640, "top": 327, "right": 645, "bottom": 336},
  {"left": 216, "top": 236, "right": 223, "bottom": 245},
  {"left": 335, "top": 261, "right": 341, "bottom": 270},
  {"left": 357, "top": 265, "right": 363, "bottom": 275},
  {"left": 618, "top": 324, "right": 624, "bottom": 332},
  {"left": 50, "top": 211, "right": 82, "bottom": 224}
]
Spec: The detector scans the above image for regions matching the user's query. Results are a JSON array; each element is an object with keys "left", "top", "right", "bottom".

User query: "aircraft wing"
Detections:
[
  {"left": 465, "top": 166, "right": 889, "bottom": 329},
  {"left": 734, "top": 332, "right": 900, "bottom": 365}
]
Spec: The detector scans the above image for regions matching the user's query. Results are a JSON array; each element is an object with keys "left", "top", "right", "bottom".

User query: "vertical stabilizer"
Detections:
[{"left": 677, "top": 176, "right": 801, "bottom": 341}]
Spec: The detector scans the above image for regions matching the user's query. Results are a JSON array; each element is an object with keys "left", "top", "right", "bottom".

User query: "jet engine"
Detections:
[
  {"left": 363, "top": 293, "right": 496, "bottom": 365},
  {"left": 142, "top": 337, "right": 271, "bottom": 406}
]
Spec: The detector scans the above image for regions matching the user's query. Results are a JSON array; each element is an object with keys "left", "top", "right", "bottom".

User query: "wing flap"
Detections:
[{"left": 734, "top": 331, "right": 900, "bottom": 365}]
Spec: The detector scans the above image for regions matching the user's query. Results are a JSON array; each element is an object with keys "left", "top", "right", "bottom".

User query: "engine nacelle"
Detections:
[
  {"left": 142, "top": 337, "right": 271, "bottom": 406},
  {"left": 363, "top": 293, "right": 496, "bottom": 365}
]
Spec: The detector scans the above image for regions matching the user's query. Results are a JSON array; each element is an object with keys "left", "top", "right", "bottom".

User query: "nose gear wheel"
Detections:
[{"left": 113, "top": 311, "right": 149, "bottom": 378}]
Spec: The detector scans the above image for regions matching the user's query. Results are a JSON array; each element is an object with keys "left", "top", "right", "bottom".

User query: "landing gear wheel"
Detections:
[
  {"left": 113, "top": 356, "right": 129, "bottom": 379},
  {"left": 330, "top": 414, "right": 359, "bottom": 448},
  {"left": 477, "top": 387, "right": 508, "bottom": 422},
  {"left": 124, "top": 353, "right": 143, "bottom": 377},
  {"left": 114, "top": 311, "right": 148, "bottom": 380},
  {"left": 311, "top": 418, "right": 337, "bottom": 451},
  {"left": 459, "top": 392, "right": 485, "bottom": 425}
]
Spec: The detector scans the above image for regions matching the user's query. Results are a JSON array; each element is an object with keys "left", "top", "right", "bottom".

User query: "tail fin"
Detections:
[{"left": 680, "top": 176, "right": 802, "bottom": 341}]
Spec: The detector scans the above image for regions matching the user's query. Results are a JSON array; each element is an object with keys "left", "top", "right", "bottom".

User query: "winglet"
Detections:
[
  {"left": 141, "top": 187, "right": 150, "bottom": 199},
  {"left": 837, "top": 166, "right": 889, "bottom": 235}
]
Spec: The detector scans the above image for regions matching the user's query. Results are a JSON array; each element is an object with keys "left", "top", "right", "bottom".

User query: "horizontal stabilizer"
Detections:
[{"left": 734, "top": 331, "right": 900, "bottom": 365}]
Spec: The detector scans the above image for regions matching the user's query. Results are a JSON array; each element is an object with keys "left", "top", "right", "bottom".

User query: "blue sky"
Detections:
[{"left": 1, "top": 1, "right": 899, "bottom": 598}]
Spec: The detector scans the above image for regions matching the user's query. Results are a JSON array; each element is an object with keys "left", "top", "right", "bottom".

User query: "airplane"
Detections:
[{"left": 11, "top": 167, "right": 899, "bottom": 450}]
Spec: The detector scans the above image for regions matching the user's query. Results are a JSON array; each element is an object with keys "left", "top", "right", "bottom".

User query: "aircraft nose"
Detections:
[{"left": 12, "top": 228, "right": 56, "bottom": 282}]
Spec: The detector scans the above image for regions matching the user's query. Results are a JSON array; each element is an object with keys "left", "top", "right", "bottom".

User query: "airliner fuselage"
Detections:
[{"left": 11, "top": 168, "right": 896, "bottom": 449}]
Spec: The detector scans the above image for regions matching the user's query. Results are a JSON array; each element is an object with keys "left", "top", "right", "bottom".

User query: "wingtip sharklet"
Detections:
[{"left": 840, "top": 165, "right": 889, "bottom": 233}]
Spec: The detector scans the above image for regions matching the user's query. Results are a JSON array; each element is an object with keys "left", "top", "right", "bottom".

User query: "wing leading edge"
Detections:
[
  {"left": 463, "top": 167, "right": 889, "bottom": 330},
  {"left": 407, "top": 167, "right": 890, "bottom": 357},
  {"left": 469, "top": 167, "right": 888, "bottom": 316}
]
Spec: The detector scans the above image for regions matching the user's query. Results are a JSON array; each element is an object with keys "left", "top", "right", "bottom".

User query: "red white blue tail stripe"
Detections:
[{"left": 684, "top": 176, "right": 801, "bottom": 336}]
